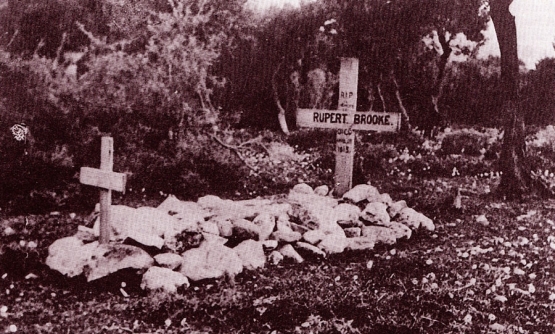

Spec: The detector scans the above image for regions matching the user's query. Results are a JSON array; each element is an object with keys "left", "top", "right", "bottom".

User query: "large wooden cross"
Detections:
[
  {"left": 296, "top": 58, "right": 401, "bottom": 196},
  {"left": 80, "top": 136, "right": 126, "bottom": 244}
]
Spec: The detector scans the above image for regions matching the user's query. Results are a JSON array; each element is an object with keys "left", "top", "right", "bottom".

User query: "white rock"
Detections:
[
  {"left": 361, "top": 202, "right": 390, "bottom": 225},
  {"left": 346, "top": 237, "right": 376, "bottom": 251},
  {"left": 387, "top": 200, "right": 407, "bottom": 219},
  {"left": 45, "top": 237, "right": 97, "bottom": 277},
  {"left": 234, "top": 240, "right": 266, "bottom": 270},
  {"left": 278, "top": 244, "right": 304, "bottom": 263},
  {"left": 489, "top": 323, "right": 506, "bottom": 332},
  {"left": 295, "top": 242, "right": 326, "bottom": 257},
  {"left": 268, "top": 251, "right": 284, "bottom": 265},
  {"left": 24, "top": 273, "right": 38, "bottom": 280},
  {"left": 289, "top": 202, "right": 341, "bottom": 234},
  {"left": 200, "top": 196, "right": 287, "bottom": 221},
  {"left": 333, "top": 203, "right": 362, "bottom": 227},
  {"left": 232, "top": 219, "right": 261, "bottom": 240},
  {"left": 77, "top": 225, "right": 95, "bottom": 234},
  {"left": 201, "top": 233, "right": 228, "bottom": 245},
  {"left": 476, "top": 214, "right": 489, "bottom": 226},
  {"left": 74, "top": 226, "right": 96, "bottom": 242},
  {"left": 199, "top": 220, "right": 220, "bottom": 236},
  {"left": 303, "top": 230, "right": 327, "bottom": 245},
  {"left": 342, "top": 184, "right": 379, "bottom": 203},
  {"left": 126, "top": 231, "right": 165, "bottom": 249},
  {"left": 252, "top": 213, "right": 276, "bottom": 241},
  {"left": 198, "top": 196, "right": 254, "bottom": 220},
  {"left": 180, "top": 242, "right": 243, "bottom": 281},
  {"left": 287, "top": 191, "right": 338, "bottom": 209},
  {"left": 313, "top": 185, "right": 329, "bottom": 196},
  {"left": 211, "top": 217, "right": 233, "bottom": 237},
  {"left": 276, "top": 214, "right": 292, "bottom": 231},
  {"left": 276, "top": 221, "right": 292, "bottom": 232},
  {"left": 196, "top": 195, "right": 223, "bottom": 209},
  {"left": 92, "top": 205, "right": 133, "bottom": 237},
  {"left": 4, "top": 226, "right": 15, "bottom": 236},
  {"left": 260, "top": 203, "right": 292, "bottom": 218},
  {"left": 361, "top": 226, "right": 397, "bottom": 245},
  {"left": 84, "top": 244, "right": 154, "bottom": 282},
  {"left": 399, "top": 208, "right": 435, "bottom": 232},
  {"left": 292, "top": 183, "right": 314, "bottom": 194},
  {"left": 397, "top": 207, "right": 421, "bottom": 229},
  {"left": 271, "top": 230, "right": 302, "bottom": 243},
  {"left": 157, "top": 195, "right": 208, "bottom": 226},
  {"left": 376, "top": 193, "right": 393, "bottom": 205},
  {"left": 141, "top": 267, "right": 189, "bottom": 293},
  {"left": 158, "top": 195, "right": 205, "bottom": 215},
  {"left": 290, "top": 222, "right": 310, "bottom": 234},
  {"left": 261, "top": 240, "right": 279, "bottom": 249},
  {"left": 398, "top": 207, "right": 435, "bottom": 231},
  {"left": 420, "top": 216, "right": 435, "bottom": 231},
  {"left": 318, "top": 235, "right": 348, "bottom": 254},
  {"left": 154, "top": 253, "right": 184, "bottom": 270},
  {"left": 136, "top": 206, "right": 182, "bottom": 237},
  {"left": 93, "top": 205, "right": 181, "bottom": 245},
  {"left": 387, "top": 222, "right": 412, "bottom": 240},
  {"left": 344, "top": 227, "right": 362, "bottom": 238}
]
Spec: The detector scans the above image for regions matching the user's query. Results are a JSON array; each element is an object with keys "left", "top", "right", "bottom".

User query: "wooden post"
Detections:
[
  {"left": 80, "top": 136, "right": 126, "bottom": 244},
  {"left": 296, "top": 58, "right": 401, "bottom": 196},
  {"left": 99, "top": 137, "right": 113, "bottom": 244},
  {"left": 335, "top": 58, "right": 359, "bottom": 196}
]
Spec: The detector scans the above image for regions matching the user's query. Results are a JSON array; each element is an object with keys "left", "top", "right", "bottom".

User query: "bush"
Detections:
[
  {"left": 439, "top": 127, "right": 501, "bottom": 157},
  {"left": 0, "top": 0, "right": 250, "bottom": 212}
]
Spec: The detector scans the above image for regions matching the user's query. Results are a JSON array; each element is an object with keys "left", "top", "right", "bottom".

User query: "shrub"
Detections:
[
  {"left": 439, "top": 128, "right": 501, "bottom": 157},
  {"left": 0, "top": 0, "right": 250, "bottom": 212}
]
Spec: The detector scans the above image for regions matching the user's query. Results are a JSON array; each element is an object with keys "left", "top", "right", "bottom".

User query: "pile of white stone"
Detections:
[{"left": 46, "top": 183, "right": 434, "bottom": 294}]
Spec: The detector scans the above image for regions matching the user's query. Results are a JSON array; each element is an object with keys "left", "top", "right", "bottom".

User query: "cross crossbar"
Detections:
[
  {"left": 295, "top": 58, "right": 400, "bottom": 196},
  {"left": 79, "top": 136, "right": 126, "bottom": 244},
  {"left": 296, "top": 109, "right": 401, "bottom": 132},
  {"left": 80, "top": 167, "right": 126, "bottom": 192}
]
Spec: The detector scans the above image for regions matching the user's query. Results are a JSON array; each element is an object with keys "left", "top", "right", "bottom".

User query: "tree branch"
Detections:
[
  {"left": 391, "top": 71, "right": 411, "bottom": 132},
  {"left": 377, "top": 74, "right": 387, "bottom": 112},
  {"left": 272, "top": 61, "right": 290, "bottom": 135},
  {"left": 6, "top": 29, "right": 18, "bottom": 48},
  {"left": 211, "top": 135, "right": 257, "bottom": 171}
]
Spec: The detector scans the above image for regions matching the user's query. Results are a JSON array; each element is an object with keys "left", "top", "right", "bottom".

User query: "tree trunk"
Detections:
[
  {"left": 376, "top": 79, "right": 387, "bottom": 112},
  {"left": 272, "top": 62, "right": 290, "bottom": 135},
  {"left": 390, "top": 71, "right": 411, "bottom": 133},
  {"left": 421, "top": 30, "right": 452, "bottom": 138},
  {"left": 431, "top": 29, "right": 452, "bottom": 117},
  {"left": 490, "top": 0, "right": 531, "bottom": 197},
  {"left": 287, "top": 70, "right": 301, "bottom": 131}
]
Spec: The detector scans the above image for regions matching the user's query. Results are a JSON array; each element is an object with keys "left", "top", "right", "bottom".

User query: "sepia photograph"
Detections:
[{"left": 1, "top": 0, "right": 555, "bottom": 332}]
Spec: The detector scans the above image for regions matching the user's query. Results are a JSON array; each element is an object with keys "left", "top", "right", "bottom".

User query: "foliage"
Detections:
[
  {"left": 0, "top": 0, "right": 108, "bottom": 57},
  {"left": 522, "top": 58, "right": 555, "bottom": 125},
  {"left": 527, "top": 125, "right": 555, "bottom": 151},
  {"left": 439, "top": 127, "right": 501, "bottom": 156},
  {"left": 0, "top": 0, "right": 250, "bottom": 212},
  {"left": 42, "top": 0, "right": 234, "bottom": 131},
  {"left": 219, "top": 1, "right": 337, "bottom": 129},
  {"left": 1, "top": 0, "right": 554, "bottom": 213},
  {"left": 441, "top": 57, "right": 504, "bottom": 125}
]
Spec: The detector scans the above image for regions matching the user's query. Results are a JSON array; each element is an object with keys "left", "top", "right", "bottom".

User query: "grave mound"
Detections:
[{"left": 46, "top": 183, "right": 435, "bottom": 294}]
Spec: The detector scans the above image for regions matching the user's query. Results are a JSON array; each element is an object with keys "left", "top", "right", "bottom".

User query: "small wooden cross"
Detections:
[
  {"left": 80, "top": 136, "right": 126, "bottom": 244},
  {"left": 296, "top": 58, "right": 401, "bottom": 196}
]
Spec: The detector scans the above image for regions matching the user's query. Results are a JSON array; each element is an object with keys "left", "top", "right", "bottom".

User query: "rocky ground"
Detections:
[
  {"left": 1, "top": 127, "right": 555, "bottom": 333},
  {"left": 44, "top": 182, "right": 435, "bottom": 295},
  {"left": 1, "top": 175, "right": 554, "bottom": 333}
]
